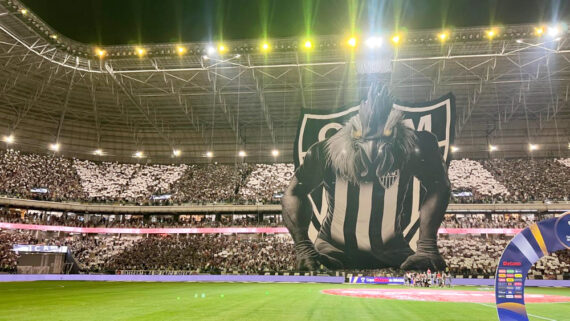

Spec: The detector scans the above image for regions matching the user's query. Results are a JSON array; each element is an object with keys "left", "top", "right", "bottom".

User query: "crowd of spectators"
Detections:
[
  {"left": 441, "top": 214, "right": 535, "bottom": 229},
  {"left": 448, "top": 159, "right": 510, "bottom": 203},
  {"left": 0, "top": 230, "right": 34, "bottom": 272},
  {"left": 170, "top": 164, "right": 252, "bottom": 204},
  {"left": 439, "top": 236, "right": 569, "bottom": 279},
  {"left": 73, "top": 160, "right": 187, "bottom": 204},
  {"left": 557, "top": 158, "right": 570, "bottom": 168},
  {"left": 238, "top": 163, "right": 294, "bottom": 203},
  {"left": 2, "top": 209, "right": 547, "bottom": 230},
  {"left": 1, "top": 230, "right": 567, "bottom": 279},
  {"left": 481, "top": 158, "right": 570, "bottom": 203},
  {"left": 106, "top": 234, "right": 295, "bottom": 274},
  {"left": 0, "top": 209, "right": 280, "bottom": 228},
  {"left": 0, "top": 150, "right": 568, "bottom": 204},
  {"left": 0, "top": 150, "right": 85, "bottom": 201}
]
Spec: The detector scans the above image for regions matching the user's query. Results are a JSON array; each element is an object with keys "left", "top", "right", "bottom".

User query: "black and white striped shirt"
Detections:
[{"left": 294, "top": 131, "right": 443, "bottom": 261}]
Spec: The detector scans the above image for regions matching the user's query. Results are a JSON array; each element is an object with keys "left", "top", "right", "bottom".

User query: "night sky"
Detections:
[{"left": 20, "top": 0, "right": 570, "bottom": 45}]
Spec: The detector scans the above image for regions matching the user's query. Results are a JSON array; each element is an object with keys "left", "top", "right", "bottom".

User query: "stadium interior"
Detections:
[{"left": 0, "top": 0, "right": 568, "bottom": 320}]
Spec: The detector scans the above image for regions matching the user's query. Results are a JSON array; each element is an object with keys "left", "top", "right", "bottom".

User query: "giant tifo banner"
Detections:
[
  {"left": 293, "top": 93, "right": 455, "bottom": 249},
  {"left": 495, "top": 212, "right": 570, "bottom": 321},
  {"left": 0, "top": 222, "right": 520, "bottom": 235}
]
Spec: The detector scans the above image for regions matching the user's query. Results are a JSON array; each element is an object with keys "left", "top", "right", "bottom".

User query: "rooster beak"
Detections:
[{"left": 361, "top": 140, "right": 378, "bottom": 163}]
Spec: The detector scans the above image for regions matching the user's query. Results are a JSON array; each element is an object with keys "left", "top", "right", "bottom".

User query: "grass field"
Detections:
[{"left": 0, "top": 282, "right": 568, "bottom": 321}]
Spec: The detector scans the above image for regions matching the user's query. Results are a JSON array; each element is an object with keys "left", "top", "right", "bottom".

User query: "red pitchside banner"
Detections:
[{"left": 0, "top": 223, "right": 522, "bottom": 235}]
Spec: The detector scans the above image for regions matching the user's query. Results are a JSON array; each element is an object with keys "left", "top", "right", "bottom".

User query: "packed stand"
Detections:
[
  {"left": 447, "top": 159, "right": 510, "bottom": 203},
  {"left": 73, "top": 160, "right": 187, "bottom": 204},
  {"left": 441, "top": 214, "right": 535, "bottom": 229},
  {"left": 0, "top": 230, "right": 34, "bottom": 272},
  {"left": 557, "top": 158, "right": 570, "bottom": 168},
  {"left": 481, "top": 158, "right": 570, "bottom": 202},
  {"left": 0, "top": 150, "right": 86, "bottom": 201},
  {"left": 0, "top": 209, "right": 281, "bottom": 228},
  {"left": 0, "top": 210, "right": 548, "bottom": 230},
  {"left": 238, "top": 163, "right": 294, "bottom": 204},
  {"left": 1, "top": 230, "right": 568, "bottom": 278},
  {"left": 439, "top": 236, "right": 569, "bottom": 279},
  {"left": 170, "top": 164, "right": 253, "bottom": 204},
  {"left": 106, "top": 234, "right": 295, "bottom": 274},
  {"left": 0, "top": 149, "right": 568, "bottom": 204}
]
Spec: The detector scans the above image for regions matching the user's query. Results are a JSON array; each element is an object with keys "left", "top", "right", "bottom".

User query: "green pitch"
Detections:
[{"left": 0, "top": 282, "right": 568, "bottom": 321}]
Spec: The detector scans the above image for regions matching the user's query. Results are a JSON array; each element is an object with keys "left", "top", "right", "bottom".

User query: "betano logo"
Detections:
[{"left": 502, "top": 261, "right": 522, "bottom": 266}]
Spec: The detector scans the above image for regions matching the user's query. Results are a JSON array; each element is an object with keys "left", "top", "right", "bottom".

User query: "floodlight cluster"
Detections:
[
  {"left": 86, "top": 23, "right": 566, "bottom": 59},
  {"left": 12, "top": 5, "right": 566, "bottom": 59},
  {"left": 0, "top": 132, "right": 286, "bottom": 159}
]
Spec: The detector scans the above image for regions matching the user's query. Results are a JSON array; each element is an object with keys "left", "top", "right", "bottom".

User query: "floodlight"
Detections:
[
  {"left": 365, "top": 36, "right": 382, "bottom": 48},
  {"left": 391, "top": 35, "right": 400, "bottom": 44},
  {"left": 3, "top": 135, "right": 14, "bottom": 144},
  {"left": 176, "top": 46, "right": 187, "bottom": 55},
  {"left": 49, "top": 143, "right": 60, "bottom": 152},
  {"left": 347, "top": 37, "right": 357, "bottom": 47}
]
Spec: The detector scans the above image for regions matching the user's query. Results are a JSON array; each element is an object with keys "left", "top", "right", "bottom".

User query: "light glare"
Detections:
[
  {"left": 176, "top": 46, "right": 186, "bottom": 55},
  {"left": 391, "top": 35, "right": 400, "bottom": 44},
  {"left": 450, "top": 146, "right": 459, "bottom": 153},
  {"left": 96, "top": 49, "right": 106, "bottom": 58},
  {"left": 173, "top": 149, "right": 181, "bottom": 157},
  {"left": 347, "top": 37, "right": 357, "bottom": 47},
  {"left": 49, "top": 143, "right": 60, "bottom": 152},
  {"left": 271, "top": 149, "right": 279, "bottom": 157},
  {"left": 489, "top": 145, "right": 498, "bottom": 152},
  {"left": 3, "top": 135, "right": 14, "bottom": 144},
  {"left": 238, "top": 151, "right": 246, "bottom": 157},
  {"left": 529, "top": 144, "right": 538, "bottom": 151},
  {"left": 304, "top": 40, "right": 312, "bottom": 49},
  {"left": 548, "top": 25, "right": 561, "bottom": 37},
  {"left": 365, "top": 36, "right": 382, "bottom": 48}
]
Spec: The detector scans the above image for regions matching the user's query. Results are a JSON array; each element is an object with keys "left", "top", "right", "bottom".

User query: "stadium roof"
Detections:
[{"left": 0, "top": 0, "right": 569, "bottom": 164}]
